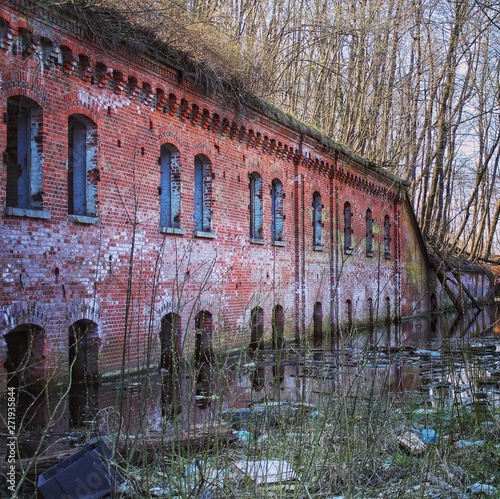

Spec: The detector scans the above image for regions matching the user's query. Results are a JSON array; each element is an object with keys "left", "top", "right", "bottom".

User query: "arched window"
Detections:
[
  {"left": 313, "top": 302, "right": 323, "bottom": 347},
  {"left": 6, "top": 96, "right": 44, "bottom": 211},
  {"left": 68, "top": 320, "right": 99, "bottom": 427},
  {"left": 272, "top": 305, "right": 285, "bottom": 350},
  {"left": 194, "top": 155, "right": 212, "bottom": 233},
  {"left": 313, "top": 192, "right": 323, "bottom": 248},
  {"left": 271, "top": 178, "right": 284, "bottom": 243},
  {"left": 366, "top": 208, "right": 373, "bottom": 256},
  {"left": 384, "top": 215, "right": 391, "bottom": 258},
  {"left": 249, "top": 172, "right": 263, "bottom": 241},
  {"left": 344, "top": 202, "right": 353, "bottom": 253},
  {"left": 68, "top": 114, "right": 98, "bottom": 218},
  {"left": 160, "top": 144, "right": 182, "bottom": 230},
  {"left": 194, "top": 310, "right": 213, "bottom": 408},
  {"left": 250, "top": 306, "right": 264, "bottom": 353}
]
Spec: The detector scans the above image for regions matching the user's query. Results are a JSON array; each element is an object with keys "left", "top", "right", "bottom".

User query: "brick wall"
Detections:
[{"left": 0, "top": 1, "right": 446, "bottom": 398}]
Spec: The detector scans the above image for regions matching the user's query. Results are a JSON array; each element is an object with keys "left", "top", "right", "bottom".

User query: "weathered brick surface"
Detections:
[{"left": 0, "top": 1, "right": 489, "bottom": 396}]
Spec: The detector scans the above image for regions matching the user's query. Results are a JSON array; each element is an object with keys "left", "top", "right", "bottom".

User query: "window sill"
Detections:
[
  {"left": 195, "top": 230, "right": 216, "bottom": 239},
  {"left": 250, "top": 237, "right": 266, "bottom": 245},
  {"left": 366, "top": 251, "right": 374, "bottom": 258},
  {"left": 4, "top": 207, "right": 51, "bottom": 219},
  {"left": 313, "top": 245, "right": 324, "bottom": 251},
  {"left": 160, "top": 226, "right": 186, "bottom": 235},
  {"left": 272, "top": 240, "right": 285, "bottom": 247},
  {"left": 68, "top": 214, "right": 99, "bottom": 225},
  {"left": 344, "top": 248, "right": 353, "bottom": 255}
]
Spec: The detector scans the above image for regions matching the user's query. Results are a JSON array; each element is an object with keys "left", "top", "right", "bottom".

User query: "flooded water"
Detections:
[
  {"left": 4, "top": 305, "right": 499, "bottom": 458},
  {"left": 89, "top": 305, "right": 500, "bottom": 437}
]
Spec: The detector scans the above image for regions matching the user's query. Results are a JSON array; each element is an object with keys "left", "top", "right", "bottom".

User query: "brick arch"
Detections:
[
  {"left": 65, "top": 299, "right": 100, "bottom": 331},
  {"left": 157, "top": 127, "right": 183, "bottom": 151},
  {"left": 192, "top": 144, "right": 215, "bottom": 158},
  {"left": 1, "top": 301, "right": 48, "bottom": 335},
  {"left": 64, "top": 91, "right": 102, "bottom": 124},
  {"left": 2, "top": 71, "right": 48, "bottom": 106}
]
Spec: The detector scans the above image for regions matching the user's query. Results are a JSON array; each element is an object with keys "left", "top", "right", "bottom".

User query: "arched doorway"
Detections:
[
  {"left": 272, "top": 305, "right": 285, "bottom": 350},
  {"left": 249, "top": 307, "right": 264, "bottom": 354},
  {"left": 4, "top": 324, "right": 45, "bottom": 429},
  {"left": 194, "top": 311, "right": 213, "bottom": 409},
  {"left": 160, "top": 313, "right": 181, "bottom": 418},
  {"left": 313, "top": 302, "right": 323, "bottom": 347},
  {"left": 68, "top": 320, "right": 99, "bottom": 427}
]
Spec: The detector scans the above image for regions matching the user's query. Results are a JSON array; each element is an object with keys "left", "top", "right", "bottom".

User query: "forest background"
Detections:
[{"left": 74, "top": 0, "right": 500, "bottom": 260}]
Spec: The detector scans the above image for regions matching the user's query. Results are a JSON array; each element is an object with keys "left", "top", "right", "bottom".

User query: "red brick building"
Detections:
[{"left": 0, "top": 1, "right": 492, "bottom": 425}]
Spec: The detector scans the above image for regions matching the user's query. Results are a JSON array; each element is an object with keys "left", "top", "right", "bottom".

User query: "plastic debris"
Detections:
[
  {"left": 233, "top": 460, "right": 298, "bottom": 484},
  {"left": 421, "top": 428, "right": 437, "bottom": 444},
  {"left": 454, "top": 439, "right": 484, "bottom": 448},
  {"left": 468, "top": 482, "right": 497, "bottom": 495}
]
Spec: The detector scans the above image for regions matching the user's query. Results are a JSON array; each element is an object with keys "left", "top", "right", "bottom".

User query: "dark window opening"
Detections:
[
  {"left": 160, "top": 144, "right": 182, "bottom": 229},
  {"left": 344, "top": 202, "right": 353, "bottom": 253},
  {"left": 385, "top": 297, "right": 391, "bottom": 324},
  {"left": 68, "top": 115, "right": 98, "bottom": 217},
  {"left": 346, "top": 300, "right": 353, "bottom": 330},
  {"left": 384, "top": 215, "right": 391, "bottom": 258},
  {"left": 271, "top": 178, "right": 284, "bottom": 242},
  {"left": 4, "top": 324, "right": 45, "bottom": 429},
  {"left": 313, "top": 192, "right": 323, "bottom": 247},
  {"left": 68, "top": 320, "right": 99, "bottom": 428},
  {"left": 366, "top": 208, "right": 373, "bottom": 255},
  {"left": 272, "top": 305, "right": 285, "bottom": 350},
  {"left": 6, "top": 97, "right": 44, "bottom": 210},
  {"left": 249, "top": 171, "right": 263, "bottom": 240},
  {"left": 249, "top": 307, "right": 264, "bottom": 353},
  {"left": 313, "top": 302, "right": 323, "bottom": 347},
  {"left": 194, "top": 311, "right": 213, "bottom": 408},
  {"left": 194, "top": 155, "right": 212, "bottom": 233},
  {"left": 160, "top": 313, "right": 181, "bottom": 418}
]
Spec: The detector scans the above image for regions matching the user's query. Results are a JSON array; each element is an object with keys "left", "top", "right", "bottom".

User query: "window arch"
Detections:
[
  {"left": 366, "top": 208, "right": 374, "bottom": 256},
  {"left": 68, "top": 114, "right": 98, "bottom": 217},
  {"left": 249, "top": 171, "right": 263, "bottom": 241},
  {"left": 344, "top": 202, "right": 353, "bottom": 253},
  {"left": 194, "top": 155, "right": 212, "bottom": 233},
  {"left": 271, "top": 178, "right": 284, "bottom": 243},
  {"left": 313, "top": 192, "right": 323, "bottom": 247},
  {"left": 160, "top": 143, "right": 182, "bottom": 230},
  {"left": 6, "top": 96, "right": 44, "bottom": 211},
  {"left": 384, "top": 215, "right": 391, "bottom": 258}
]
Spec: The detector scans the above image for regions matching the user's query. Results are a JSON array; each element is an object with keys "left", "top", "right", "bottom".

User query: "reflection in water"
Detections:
[{"left": 14, "top": 306, "right": 499, "bottom": 441}]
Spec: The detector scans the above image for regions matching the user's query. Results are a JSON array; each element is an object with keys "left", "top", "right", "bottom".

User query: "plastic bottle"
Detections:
[{"left": 454, "top": 439, "right": 484, "bottom": 448}]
